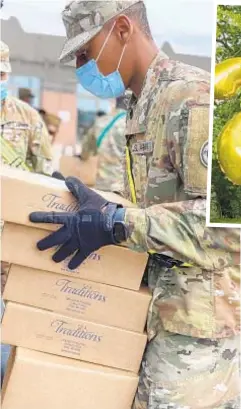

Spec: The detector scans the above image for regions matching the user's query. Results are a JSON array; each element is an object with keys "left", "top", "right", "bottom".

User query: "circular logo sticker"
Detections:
[{"left": 200, "top": 141, "right": 209, "bottom": 168}]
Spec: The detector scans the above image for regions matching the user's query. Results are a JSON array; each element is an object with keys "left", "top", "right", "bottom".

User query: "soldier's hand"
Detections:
[{"left": 29, "top": 177, "right": 128, "bottom": 270}]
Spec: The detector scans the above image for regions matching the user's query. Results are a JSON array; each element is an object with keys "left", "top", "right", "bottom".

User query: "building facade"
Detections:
[{"left": 1, "top": 17, "right": 211, "bottom": 146}]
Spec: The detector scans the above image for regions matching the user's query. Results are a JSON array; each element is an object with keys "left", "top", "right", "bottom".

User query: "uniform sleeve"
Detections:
[
  {"left": 26, "top": 108, "right": 53, "bottom": 175},
  {"left": 81, "top": 126, "right": 98, "bottom": 160},
  {"left": 123, "top": 81, "right": 229, "bottom": 269}
]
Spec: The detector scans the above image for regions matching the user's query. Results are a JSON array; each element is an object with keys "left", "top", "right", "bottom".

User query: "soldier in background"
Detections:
[
  {"left": 18, "top": 87, "right": 35, "bottom": 106},
  {"left": 39, "top": 109, "right": 82, "bottom": 174},
  {"left": 81, "top": 110, "right": 107, "bottom": 159},
  {"left": 37, "top": 108, "right": 47, "bottom": 123},
  {"left": 41, "top": 112, "right": 62, "bottom": 145},
  {"left": 43, "top": 113, "right": 66, "bottom": 171},
  {"left": 81, "top": 96, "right": 127, "bottom": 194},
  {"left": 0, "top": 41, "right": 53, "bottom": 174}
]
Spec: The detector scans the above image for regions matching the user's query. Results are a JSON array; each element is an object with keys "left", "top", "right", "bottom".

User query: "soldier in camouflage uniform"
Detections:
[
  {"left": 43, "top": 112, "right": 62, "bottom": 145},
  {"left": 18, "top": 87, "right": 35, "bottom": 106},
  {"left": 81, "top": 97, "right": 127, "bottom": 194},
  {"left": 0, "top": 41, "right": 53, "bottom": 175},
  {"left": 31, "top": 2, "right": 240, "bottom": 408},
  {"left": 81, "top": 110, "right": 106, "bottom": 159}
]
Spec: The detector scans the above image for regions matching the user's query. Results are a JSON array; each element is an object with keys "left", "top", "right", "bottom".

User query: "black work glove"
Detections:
[{"left": 29, "top": 177, "right": 128, "bottom": 270}]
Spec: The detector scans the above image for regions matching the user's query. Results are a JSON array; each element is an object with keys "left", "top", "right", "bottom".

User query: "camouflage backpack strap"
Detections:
[{"left": 0, "top": 133, "right": 30, "bottom": 171}]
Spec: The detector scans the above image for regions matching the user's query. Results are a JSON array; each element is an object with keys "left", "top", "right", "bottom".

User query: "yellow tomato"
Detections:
[
  {"left": 215, "top": 58, "right": 241, "bottom": 100},
  {"left": 217, "top": 112, "right": 241, "bottom": 185}
]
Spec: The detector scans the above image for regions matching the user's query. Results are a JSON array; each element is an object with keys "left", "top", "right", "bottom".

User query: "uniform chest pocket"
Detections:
[
  {"left": 1, "top": 122, "right": 30, "bottom": 156},
  {"left": 1, "top": 122, "right": 31, "bottom": 143}
]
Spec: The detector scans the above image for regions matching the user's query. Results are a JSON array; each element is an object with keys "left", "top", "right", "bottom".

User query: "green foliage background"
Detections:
[{"left": 210, "top": 5, "right": 241, "bottom": 223}]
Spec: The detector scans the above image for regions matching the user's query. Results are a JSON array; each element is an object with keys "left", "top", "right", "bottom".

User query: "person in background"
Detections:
[
  {"left": 39, "top": 109, "right": 83, "bottom": 173},
  {"left": 81, "top": 96, "right": 127, "bottom": 194},
  {"left": 0, "top": 41, "right": 53, "bottom": 174},
  {"left": 81, "top": 110, "right": 107, "bottom": 159},
  {"left": 37, "top": 108, "right": 47, "bottom": 123},
  {"left": 43, "top": 112, "right": 61, "bottom": 145},
  {"left": 0, "top": 40, "right": 53, "bottom": 385},
  {"left": 18, "top": 87, "right": 35, "bottom": 106},
  {"left": 43, "top": 112, "right": 64, "bottom": 171}
]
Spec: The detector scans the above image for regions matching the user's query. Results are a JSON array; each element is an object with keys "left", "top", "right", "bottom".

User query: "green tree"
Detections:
[
  {"left": 211, "top": 5, "right": 241, "bottom": 222},
  {"left": 216, "top": 6, "right": 241, "bottom": 61}
]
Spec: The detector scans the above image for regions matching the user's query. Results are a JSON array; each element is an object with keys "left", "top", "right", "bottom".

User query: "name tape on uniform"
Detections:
[{"left": 131, "top": 141, "right": 154, "bottom": 155}]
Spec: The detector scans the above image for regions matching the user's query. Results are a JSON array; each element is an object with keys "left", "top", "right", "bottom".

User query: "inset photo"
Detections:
[{"left": 207, "top": 3, "right": 241, "bottom": 227}]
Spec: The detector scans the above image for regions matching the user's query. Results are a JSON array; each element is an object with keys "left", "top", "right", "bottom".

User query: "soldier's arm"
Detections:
[
  {"left": 122, "top": 81, "right": 236, "bottom": 269},
  {"left": 123, "top": 199, "right": 239, "bottom": 268},
  {"left": 26, "top": 108, "right": 53, "bottom": 175}
]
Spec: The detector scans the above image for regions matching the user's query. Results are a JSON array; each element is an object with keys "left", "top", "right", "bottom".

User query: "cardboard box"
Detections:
[
  {"left": 2, "top": 302, "right": 147, "bottom": 373},
  {"left": 59, "top": 155, "right": 98, "bottom": 186},
  {"left": 2, "top": 347, "right": 139, "bottom": 409},
  {"left": 4, "top": 264, "right": 151, "bottom": 332},
  {"left": 1, "top": 165, "right": 136, "bottom": 231},
  {"left": 2, "top": 223, "right": 147, "bottom": 290}
]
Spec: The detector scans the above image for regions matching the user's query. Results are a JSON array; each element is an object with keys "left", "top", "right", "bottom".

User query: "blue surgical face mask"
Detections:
[
  {"left": 76, "top": 23, "right": 127, "bottom": 99},
  {"left": 1, "top": 80, "right": 8, "bottom": 101}
]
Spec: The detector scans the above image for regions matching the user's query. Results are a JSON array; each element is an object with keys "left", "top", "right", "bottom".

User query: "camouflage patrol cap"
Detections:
[
  {"left": 0, "top": 41, "right": 12, "bottom": 73},
  {"left": 19, "top": 88, "right": 34, "bottom": 99},
  {"left": 60, "top": 0, "right": 141, "bottom": 64}
]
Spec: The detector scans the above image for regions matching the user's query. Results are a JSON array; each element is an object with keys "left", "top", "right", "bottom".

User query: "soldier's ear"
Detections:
[{"left": 114, "top": 15, "right": 133, "bottom": 45}]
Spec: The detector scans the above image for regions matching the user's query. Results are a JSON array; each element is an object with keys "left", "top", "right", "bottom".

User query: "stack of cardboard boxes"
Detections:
[{"left": 1, "top": 166, "right": 151, "bottom": 409}]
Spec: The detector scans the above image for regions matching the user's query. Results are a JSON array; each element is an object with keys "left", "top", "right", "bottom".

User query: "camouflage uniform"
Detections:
[
  {"left": 81, "top": 110, "right": 126, "bottom": 194},
  {"left": 123, "top": 52, "right": 240, "bottom": 409},
  {"left": 59, "top": 2, "right": 240, "bottom": 408},
  {"left": 81, "top": 120, "right": 100, "bottom": 159},
  {"left": 0, "top": 41, "right": 53, "bottom": 175},
  {"left": 1, "top": 96, "right": 53, "bottom": 175}
]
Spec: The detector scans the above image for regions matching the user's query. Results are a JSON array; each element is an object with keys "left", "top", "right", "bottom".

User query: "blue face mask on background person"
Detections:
[
  {"left": 1, "top": 81, "right": 8, "bottom": 101},
  {"left": 76, "top": 23, "right": 127, "bottom": 99}
]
